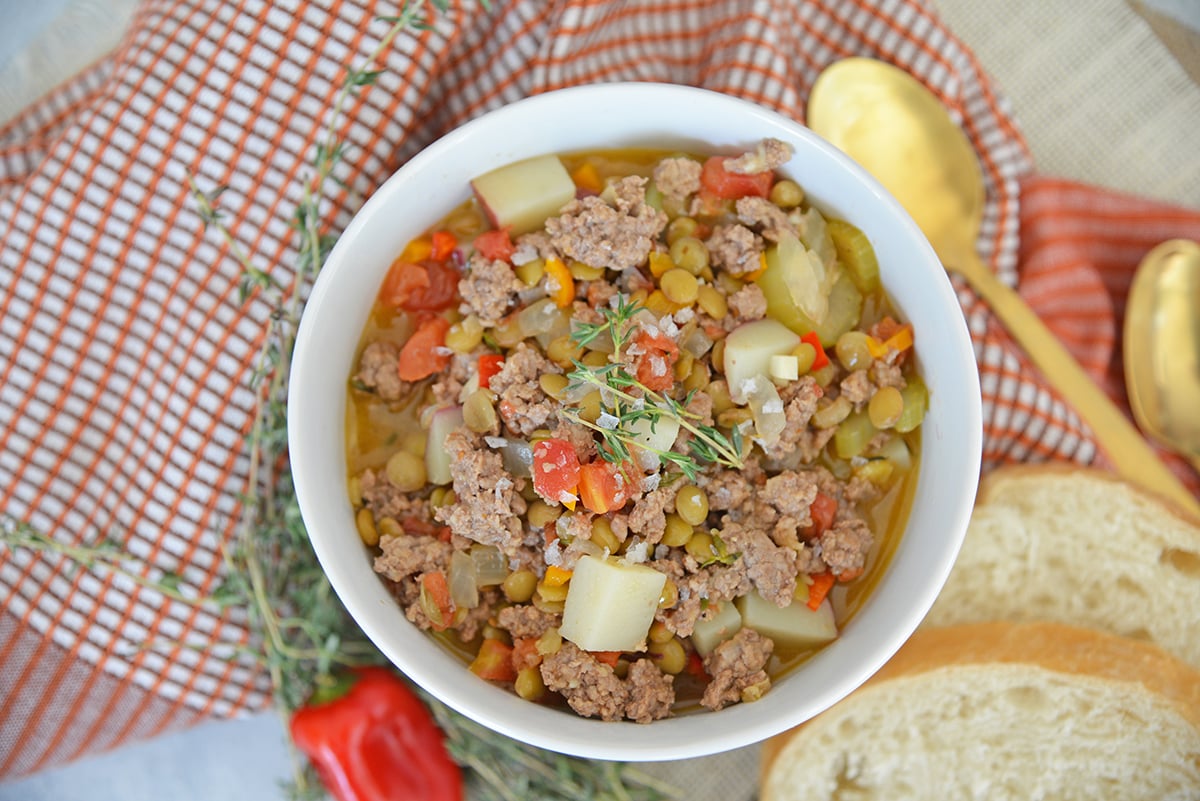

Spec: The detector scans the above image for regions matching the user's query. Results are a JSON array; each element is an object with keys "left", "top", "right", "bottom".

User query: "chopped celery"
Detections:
[
  {"left": 828, "top": 218, "right": 880, "bottom": 293},
  {"left": 834, "top": 409, "right": 878, "bottom": 460},
  {"left": 894, "top": 376, "right": 929, "bottom": 434}
]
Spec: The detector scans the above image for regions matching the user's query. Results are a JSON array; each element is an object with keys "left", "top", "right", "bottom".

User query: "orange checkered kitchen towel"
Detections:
[{"left": 1, "top": 0, "right": 1198, "bottom": 777}]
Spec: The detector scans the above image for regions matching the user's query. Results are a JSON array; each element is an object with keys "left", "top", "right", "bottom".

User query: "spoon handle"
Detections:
[{"left": 951, "top": 252, "right": 1200, "bottom": 517}]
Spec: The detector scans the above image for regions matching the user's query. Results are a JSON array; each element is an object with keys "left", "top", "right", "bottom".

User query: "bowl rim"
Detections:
[{"left": 289, "top": 81, "right": 982, "bottom": 762}]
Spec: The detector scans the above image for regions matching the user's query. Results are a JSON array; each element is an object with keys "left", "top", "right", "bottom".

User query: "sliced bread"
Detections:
[
  {"left": 922, "top": 465, "right": 1200, "bottom": 670},
  {"left": 760, "top": 621, "right": 1200, "bottom": 801}
]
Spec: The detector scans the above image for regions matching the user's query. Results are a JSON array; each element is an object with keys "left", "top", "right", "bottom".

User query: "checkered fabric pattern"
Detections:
[{"left": 1, "top": 0, "right": 1197, "bottom": 778}]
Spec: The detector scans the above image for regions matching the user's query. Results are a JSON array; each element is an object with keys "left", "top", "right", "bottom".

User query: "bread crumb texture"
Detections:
[
  {"left": 761, "top": 623, "right": 1200, "bottom": 801},
  {"left": 922, "top": 466, "right": 1200, "bottom": 670}
]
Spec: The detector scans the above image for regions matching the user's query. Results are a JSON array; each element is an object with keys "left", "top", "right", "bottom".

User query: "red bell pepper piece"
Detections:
[
  {"left": 800, "top": 331, "right": 830, "bottom": 371},
  {"left": 476, "top": 353, "right": 505, "bottom": 389},
  {"left": 289, "top": 666, "right": 462, "bottom": 801}
]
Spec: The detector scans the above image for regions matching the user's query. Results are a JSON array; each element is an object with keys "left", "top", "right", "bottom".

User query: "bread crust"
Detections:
[
  {"left": 977, "top": 463, "right": 1200, "bottom": 528},
  {"left": 760, "top": 621, "right": 1200, "bottom": 787}
]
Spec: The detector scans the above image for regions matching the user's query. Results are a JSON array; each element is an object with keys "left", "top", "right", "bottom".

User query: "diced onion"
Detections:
[
  {"left": 681, "top": 325, "right": 714, "bottom": 358},
  {"left": 499, "top": 437, "right": 534, "bottom": 477},
  {"left": 744, "top": 375, "right": 786, "bottom": 443},
  {"left": 448, "top": 550, "right": 479, "bottom": 609},
  {"left": 470, "top": 545, "right": 509, "bottom": 588},
  {"left": 518, "top": 298, "right": 563, "bottom": 338}
]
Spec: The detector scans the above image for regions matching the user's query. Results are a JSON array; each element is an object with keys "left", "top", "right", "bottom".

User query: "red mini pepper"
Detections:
[{"left": 290, "top": 667, "right": 463, "bottom": 801}]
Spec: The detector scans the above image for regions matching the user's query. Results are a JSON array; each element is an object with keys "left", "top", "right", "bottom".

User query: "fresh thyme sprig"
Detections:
[
  {"left": 564, "top": 298, "right": 744, "bottom": 480},
  {"left": 0, "top": 4, "right": 680, "bottom": 801}
]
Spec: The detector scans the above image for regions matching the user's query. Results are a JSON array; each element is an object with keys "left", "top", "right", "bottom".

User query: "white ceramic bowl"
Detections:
[{"left": 289, "top": 82, "right": 981, "bottom": 762}]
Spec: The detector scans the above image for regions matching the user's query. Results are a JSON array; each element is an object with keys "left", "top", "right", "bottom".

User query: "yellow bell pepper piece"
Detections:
[{"left": 545, "top": 257, "right": 575, "bottom": 308}]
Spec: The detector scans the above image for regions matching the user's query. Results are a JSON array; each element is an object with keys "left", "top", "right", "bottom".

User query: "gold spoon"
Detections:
[
  {"left": 1125, "top": 239, "right": 1200, "bottom": 474},
  {"left": 807, "top": 57, "right": 1200, "bottom": 515}
]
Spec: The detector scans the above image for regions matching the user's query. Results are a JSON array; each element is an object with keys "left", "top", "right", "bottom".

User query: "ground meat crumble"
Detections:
[
  {"left": 544, "top": 176, "right": 667, "bottom": 272},
  {"left": 350, "top": 141, "right": 926, "bottom": 723}
]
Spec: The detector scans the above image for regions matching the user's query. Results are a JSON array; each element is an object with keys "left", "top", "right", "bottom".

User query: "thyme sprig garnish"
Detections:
[
  {"left": 1, "top": 4, "right": 679, "bottom": 800},
  {"left": 564, "top": 297, "right": 744, "bottom": 480}
]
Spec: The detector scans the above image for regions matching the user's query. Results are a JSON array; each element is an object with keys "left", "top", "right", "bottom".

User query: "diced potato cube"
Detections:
[
  {"left": 559, "top": 556, "right": 667, "bottom": 653},
  {"left": 723, "top": 319, "right": 801, "bottom": 403},
  {"left": 471, "top": 155, "right": 577, "bottom": 236},
  {"left": 691, "top": 601, "right": 743, "bottom": 656},
  {"left": 735, "top": 590, "right": 837, "bottom": 648},
  {"left": 768, "top": 353, "right": 799, "bottom": 382}
]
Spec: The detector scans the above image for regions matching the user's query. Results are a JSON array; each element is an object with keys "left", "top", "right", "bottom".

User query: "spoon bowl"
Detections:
[
  {"left": 1125, "top": 239, "right": 1200, "bottom": 472},
  {"left": 808, "top": 57, "right": 1200, "bottom": 515}
]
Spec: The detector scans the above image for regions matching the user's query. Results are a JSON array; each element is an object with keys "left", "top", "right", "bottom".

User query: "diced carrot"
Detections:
[
  {"left": 589, "top": 650, "right": 622, "bottom": 668},
  {"left": 473, "top": 227, "right": 516, "bottom": 262},
  {"left": 631, "top": 330, "right": 680, "bottom": 392},
  {"left": 805, "top": 492, "right": 838, "bottom": 539},
  {"left": 544, "top": 257, "right": 575, "bottom": 308},
  {"left": 431, "top": 230, "right": 457, "bottom": 261},
  {"left": 419, "top": 571, "right": 454, "bottom": 631},
  {"left": 510, "top": 637, "right": 543, "bottom": 672},
  {"left": 469, "top": 638, "right": 517, "bottom": 682},
  {"left": 806, "top": 571, "right": 836, "bottom": 611},
  {"left": 578, "top": 460, "right": 630, "bottom": 515},
  {"left": 543, "top": 565, "right": 573, "bottom": 588},
  {"left": 477, "top": 353, "right": 505, "bottom": 389},
  {"left": 801, "top": 331, "right": 830, "bottom": 371},
  {"left": 397, "top": 316, "right": 452, "bottom": 381},
  {"left": 571, "top": 162, "right": 604, "bottom": 194}
]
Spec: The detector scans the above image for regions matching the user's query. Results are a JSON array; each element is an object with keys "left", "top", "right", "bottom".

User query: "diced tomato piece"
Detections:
[
  {"left": 431, "top": 230, "right": 457, "bottom": 261},
  {"left": 477, "top": 353, "right": 505, "bottom": 389},
  {"left": 801, "top": 331, "right": 830, "bottom": 371},
  {"left": 469, "top": 638, "right": 516, "bottom": 682},
  {"left": 510, "top": 637, "right": 542, "bottom": 672},
  {"left": 578, "top": 460, "right": 631, "bottom": 515},
  {"left": 419, "top": 571, "right": 454, "bottom": 631},
  {"left": 532, "top": 438, "right": 582, "bottom": 507},
  {"left": 473, "top": 227, "right": 516, "bottom": 262},
  {"left": 698, "top": 156, "right": 773, "bottom": 200},
  {"left": 805, "top": 492, "right": 838, "bottom": 539},
  {"left": 806, "top": 571, "right": 836, "bottom": 611},
  {"left": 400, "top": 515, "right": 451, "bottom": 541},
  {"left": 632, "top": 330, "right": 680, "bottom": 392},
  {"left": 397, "top": 315, "right": 452, "bottom": 381},
  {"left": 381, "top": 258, "right": 459, "bottom": 311}
]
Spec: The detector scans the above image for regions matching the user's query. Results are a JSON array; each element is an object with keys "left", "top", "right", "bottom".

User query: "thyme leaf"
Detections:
[
  {"left": 564, "top": 297, "right": 743, "bottom": 477},
  {"left": 3, "top": 4, "right": 681, "bottom": 800}
]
